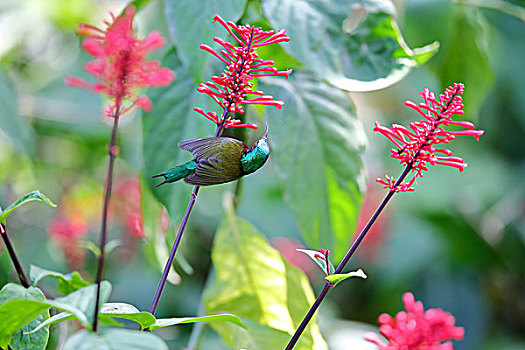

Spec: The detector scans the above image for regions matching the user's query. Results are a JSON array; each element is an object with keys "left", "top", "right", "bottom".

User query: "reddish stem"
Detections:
[
  {"left": 0, "top": 223, "right": 30, "bottom": 288},
  {"left": 93, "top": 108, "right": 121, "bottom": 332}
]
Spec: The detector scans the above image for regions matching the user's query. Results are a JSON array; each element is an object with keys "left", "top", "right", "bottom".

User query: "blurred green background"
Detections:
[{"left": 0, "top": 0, "right": 524, "bottom": 349}]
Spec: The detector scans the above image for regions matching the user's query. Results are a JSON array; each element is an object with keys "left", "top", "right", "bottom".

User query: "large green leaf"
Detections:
[
  {"left": 0, "top": 191, "right": 56, "bottom": 225},
  {"left": 262, "top": 0, "right": 438, "bottom": 92},
  {"left": 142, "top": 48, "right": 211, "bottom": 219},
  {"left": 0, "top": 281, "right": 111, "bottom": 347},
  {"left": 164, "top": 0, "right": 247, "bottom": 81},
  {"left": 0, "top": 71, "right": 34, "bottom": 156},
  {"left": 203, "top": 194, "right": 327, "bottom": 349},
  {"left": 63, "top": 329, "right": 168, "bottom": 350},
  {"left": 261, "top": 70, "right": 366, "bottom": 262},
  {"left": 0, "top": 284, "right": 49, "bottom": 350},
  {"left": 30, "top": 265, "right": 90, "bottom": 296}
]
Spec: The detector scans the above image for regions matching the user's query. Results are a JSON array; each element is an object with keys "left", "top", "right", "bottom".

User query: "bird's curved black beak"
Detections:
[{"left": 263, "top": 121, "right": 269, "bottom": 139}]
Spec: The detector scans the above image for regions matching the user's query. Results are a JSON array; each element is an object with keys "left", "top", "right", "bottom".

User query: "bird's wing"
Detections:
[
  {"left": 178, "top": 137, "right": 246, "bottom": 161},
  {"left": 179, "top": 137, "right": 246, "bottom": 186}
]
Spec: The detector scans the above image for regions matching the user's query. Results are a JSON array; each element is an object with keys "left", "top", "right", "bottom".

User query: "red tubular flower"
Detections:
[
  {"left": 364, "top": 292, "right": 465, "bottom": 350},
  {"left": 194, "top": 13, "right": 292, "bottom": 129},
  {"left": 65, "top": 6, "right": 175, "bottom": 117},
  {"left": 375, "top": 83, "right": 484, "bottom": 192}
]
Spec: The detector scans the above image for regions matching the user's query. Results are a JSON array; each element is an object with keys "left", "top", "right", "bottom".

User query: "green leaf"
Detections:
[
  {"left": 0, "top": 284, "right": 49, "bottom": 350},
  {"left": 0, "top": 71, "right": 34, "bottom": 156},
  {"left": 142, "top": 48, "right": 211, "bottom": 219},
  {"left": 203, "top": 193, "right": 327, "bottom": 349},
  {"left": 99, "top": 303, "right": 156, "bottom": 330},
  {"left": 63, "top": 328, "right": 168, "bottom": 350},
  {"left": 0, "top": 281, "right": 111, "bottom": 347},
  {"left": 150, "top": 313, "right": 246, "bottom": 330},
  {"left": 0, "top": 191, "right": 57, "bottom": 225},
  {"left": 325, "top": 269, "right": 367, "bottom": 287},
  {"left": 296, "top": 249, "right": 335, "bottom": 275},
  {"left": 262, "top": 0, "right": 438, "bottom": 92},
  {"left": 164, "top": 0, "right": 247, "bottom": 81},
  {"left": 30, "top": 265, "right": 90, "bottom": 295},
  {"left": 261, "top": 70, "right": 366, "bottom": 262},
  {"left": 24, "top": 312, "right": 75, "bottom": 335}
]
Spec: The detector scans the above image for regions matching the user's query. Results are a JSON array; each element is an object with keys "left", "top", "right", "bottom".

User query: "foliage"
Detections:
[{"left": 0, "top": 0, "right": 523, "bottom": 349}]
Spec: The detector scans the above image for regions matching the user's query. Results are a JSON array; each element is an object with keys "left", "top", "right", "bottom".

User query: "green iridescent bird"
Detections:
[{"left": 153, "top": 125, "right": 270, "bottom": 187}]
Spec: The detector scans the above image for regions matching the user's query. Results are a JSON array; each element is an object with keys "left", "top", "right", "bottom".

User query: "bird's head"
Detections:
[{"left": 254, "top": 122, "right": 270, "bottom": 154}]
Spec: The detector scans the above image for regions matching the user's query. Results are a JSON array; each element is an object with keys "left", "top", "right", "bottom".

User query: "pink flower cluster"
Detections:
[
  {"left": 375, "top": 83, "right": 484, "bottom": 192},
  {"left": 365, "top": 292, "right": 465, "bottom": 350},
  {"left": 66, "top": 6, "right": 174, "bottom": 117},
  {"left": 194, "top": 13, "right": 292, "bottom": 129}
]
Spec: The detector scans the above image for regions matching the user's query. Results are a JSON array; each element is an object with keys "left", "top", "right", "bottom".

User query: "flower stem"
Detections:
[
  {"left": 0, "top": 223, "right": 30, "bottom": 288},
  {"left": 148, "top": 185, "right": 200, "bottom": 316},
  {"left": 93, "top": 111, "right": 121, "bottom": 332},
  {"left": 285, "top": 164, "right": 413, "bottom": 350},
  {"left": 148, "top": 115, "right": 228, "bottom": 319}
]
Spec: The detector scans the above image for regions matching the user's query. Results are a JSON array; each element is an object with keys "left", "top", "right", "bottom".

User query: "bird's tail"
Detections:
[{"left": 152, "top": 160, "right": 197, "bottom": 187}]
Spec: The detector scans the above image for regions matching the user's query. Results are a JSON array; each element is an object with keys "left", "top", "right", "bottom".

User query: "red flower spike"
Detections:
[
  {"left": 195, "top": 13, "right": 291, "bottom": 129},
  {"left": 375, "top": 83, "right": 484, "bottom": 192},
  {"left": 364, "top": 292, "right": 465, "bottom": 350},
  {"left": 65, "top": 6, "right": 174, "bottom": 117}
]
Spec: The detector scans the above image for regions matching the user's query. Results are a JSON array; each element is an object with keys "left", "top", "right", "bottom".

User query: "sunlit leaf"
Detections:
[{"left": 203, "top": 193, "right": 327, "bottom": 349}]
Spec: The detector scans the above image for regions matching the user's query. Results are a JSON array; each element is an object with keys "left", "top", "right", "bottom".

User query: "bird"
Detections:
[{"left": 152, "top": 124, "right": 270, "bottom": 187}]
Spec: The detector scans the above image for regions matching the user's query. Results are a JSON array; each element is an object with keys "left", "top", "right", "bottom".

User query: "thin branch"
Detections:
[
  {"left": 92, "top": 110, "right": 121, "bottom": 332},
  {"left": 147, "top": 113, "right": 228, "bottom": 319},
  {"left": 0, "top": 223, "right": 30, "bottom": 288}
]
